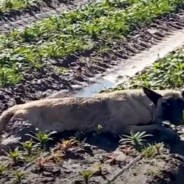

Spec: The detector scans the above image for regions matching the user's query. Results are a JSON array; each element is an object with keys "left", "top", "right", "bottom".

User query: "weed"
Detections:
[
  {"left": 47, "top": 150, "right": 63, "bottom": 165},
  {"left": 93, "top": 164, "right": 103, "bottom": 175},
  {"left": 141, "top": 142, "right": 164, "bottom": 158},
  {"left": 52, "top": 138, "right": 77, "bottom": 153},
  {"left": 35, "top": 157, "right": 49, "bottom": 172},
  {"left": 5, "top": 147, "right": 22, "bottom": 164},
  {"left": 80, "top": 170, "right": 94, "bottom": 184},
  {"left": 119, "top": 131, "right": 152, "bottom": 151},
  {"left": 146, "top": 169, "right": 162, "bottom": 178},
  {"left": 20, "top": 139, "right": 34, "bottom": 156},
  {"left": 0, "top": 164, "right": 5, "bottom": 175},
  {"left": 12, "top": 170, "right": 25, "bottom": 184},
  {"left": 26, "top": 130, "right": 57, "bottom": 149}
]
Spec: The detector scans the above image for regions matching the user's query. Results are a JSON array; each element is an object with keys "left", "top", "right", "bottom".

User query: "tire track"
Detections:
[{"left": 0, "top": 0, "right": 98, "bottom": 33}]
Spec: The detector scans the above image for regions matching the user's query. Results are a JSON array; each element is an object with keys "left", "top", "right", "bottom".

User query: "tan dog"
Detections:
[{"left": 0, "top": 87, "right": 184, "bottom": 142}]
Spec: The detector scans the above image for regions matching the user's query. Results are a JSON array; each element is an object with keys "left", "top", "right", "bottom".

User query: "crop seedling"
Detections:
[
  {"left": 20, "top": 139, "right": 34, "bottom": 156},
  {"left": 80, "top": 170, "right": 94, "bottom": 184},
  {"left": 12, "top": 170, "right": 25, "bottom": 184},
  {"left": 35, "top": 157, "right": 49, "bottom": 172},
  {"left": 0, "top": 164, "right": 5, "bottom": 175},
  {"left": 26, "top": 130, "right": 57, "bottom": 149},
  {"left": 119, "top": 131, "right": 152, "bottom": 151},
  {"left": 93, "top": 124, "right": 103, "bottom": 136},
  {"left": 5, "top": 147, "right": 22, "bottom": 164},
  {"left": 141, "top": 142, "right": 164, "bottom": 158},
  {"left": 53, "top": 138, "right": 78, "bottom": 153},
  {"left": 93, "top": 164, "right": 103, "bottom": 176},
  {"left": 47, "top": 150, "right": 63, "bottom": 165}
]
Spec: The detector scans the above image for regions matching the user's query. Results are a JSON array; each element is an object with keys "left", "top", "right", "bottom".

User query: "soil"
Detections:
[
  {"left": 0, "top": 0, "right": 95, "bottom": 33},
  {"left": 1, "top": 130, "right": 184, "bottom": 184},
  {"left": 1, "top": 3, "right": 184, "bottom": 184}
]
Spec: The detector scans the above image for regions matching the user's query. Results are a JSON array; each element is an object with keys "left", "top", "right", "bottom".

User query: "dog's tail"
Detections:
[{"left": 0, "top": 105, "right": 19, "bottom": 134}]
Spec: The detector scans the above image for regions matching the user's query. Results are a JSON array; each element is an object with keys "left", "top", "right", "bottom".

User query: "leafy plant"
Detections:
[
  {"left": 12, "top": 170, "right": 25, "bottom": 184},
  {"left": 93, "top": 164, "right": 103, "bottom": 175},
  {"left": 35, "top": 157, "right": 49, "bottom": 171},
  {"left": 0, "top": 164, "right": 5, "bottom": 175},
  {"left": 114, "top": 47, "right": 184, "bottom": 91},
  {"left": 47, "top": 150, "right": 63, "bottom": 165},
  {"left": 20, "top": 139, "right": 34, "bottom": 155},
  {"left": 52, "top": 138, "right": 77, "bottom": 153},
  {"left": 5, "top": 147, "right": 22, "bottom": 164},
  {"left": 141, "top": 142, "right": 164, "bottom": 158},
  {"left": 80, "top": 170, "right": 94, "bottom": 184},
  {"left": 119, "top": 131, "right": 152, "bottom": 151},
  {"left": 26, "top": 130, "right": 57, "bottom": 149}
]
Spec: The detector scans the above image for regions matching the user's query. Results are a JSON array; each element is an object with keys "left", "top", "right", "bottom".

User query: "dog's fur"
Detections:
[{"left": 0, "top": 87, "right": 184, "bottom": 141}]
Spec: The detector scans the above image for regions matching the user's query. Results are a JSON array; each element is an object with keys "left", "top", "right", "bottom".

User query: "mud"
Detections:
[
  {"left": 1, "top": 130, "right": 184, "bottom": 184},
  {"left": 0, "top": 0, "right": 98, "bottom": 33}
]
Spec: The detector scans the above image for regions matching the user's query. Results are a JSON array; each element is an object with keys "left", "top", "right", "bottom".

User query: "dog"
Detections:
[{"left": 0, "top": 87, "right": 183, "bottom": 143}]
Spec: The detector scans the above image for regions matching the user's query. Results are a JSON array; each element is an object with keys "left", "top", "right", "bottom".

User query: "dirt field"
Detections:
[
  {"left": 1, "top": 130, "right": 184, "bottom": 184},
  {"left": 1, "top": 1, "right": 184, "bottom": 183}
]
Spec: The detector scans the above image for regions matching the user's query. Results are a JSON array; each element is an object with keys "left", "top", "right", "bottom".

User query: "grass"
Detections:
[
  {"left": 0, "top": 0, "right": 183, "bottom": 87},
  {"left": 108, "top": 47, "right": 184, "bottom": 91}
]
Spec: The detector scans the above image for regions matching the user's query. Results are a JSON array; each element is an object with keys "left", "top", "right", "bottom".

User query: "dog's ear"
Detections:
[{"left": 143, "top": 87, "right": 162, "bottom": 106}]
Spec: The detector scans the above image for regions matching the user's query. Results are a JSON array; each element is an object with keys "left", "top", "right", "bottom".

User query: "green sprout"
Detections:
[
  {"left": 119, "top": 131, "right": 152, "bottom": 151},
  {"left": 80, "top": 170, "right": 94, "bottom": 184}
]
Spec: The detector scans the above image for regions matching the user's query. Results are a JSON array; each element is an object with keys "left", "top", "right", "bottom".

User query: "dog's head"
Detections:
[{"left": 143, "top": 87, "right": 184, "bottom": 125}]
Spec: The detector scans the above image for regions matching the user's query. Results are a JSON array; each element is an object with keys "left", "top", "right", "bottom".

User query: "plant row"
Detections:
[
  {"left": 0, "top": 0, "right": 183, "bottom": 87},
  {"left": 111, "top": 47, "right": 184, "bottom": 91},
  {"left": 0, "top": 0, "right": 66, "bottom": 13}
]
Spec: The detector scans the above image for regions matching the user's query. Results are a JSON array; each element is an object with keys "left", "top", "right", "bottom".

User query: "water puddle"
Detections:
[{"left": 50, "top": 29, "right": 184, "bottom": 98}]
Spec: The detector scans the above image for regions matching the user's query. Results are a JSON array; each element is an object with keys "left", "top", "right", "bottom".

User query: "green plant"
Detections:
[
  {"left": 26, "top": 130, "right": 57, "bottom": 149},
  {"left": 12, "top": 170, "right": 25, "bottom": 184},
  {"left": 0, "top": 164, "right": 5, "bottom": 175},
  {"left": 5, "top": 147, "right": 22, "bottom": 164},
  {"left": 80, "top": 170, "right": 94, "bottom": 184},
  {"left": 93, "top": 164, "right": 103, "bottom": 175},
  {"left": 119, "top": 131, "right": 152, "bottom": 151},
  {"left": 20, "top": 139, "right": 34, "bottom": 155},
  {"left": 141, "top": 142, "right": 164, "bottom": 158},
  {"left": 113, "top": 47, "right": 184, "bottom": 91},
  {"left": 0, "top": 0, "right": 182, "bottom": 87}
]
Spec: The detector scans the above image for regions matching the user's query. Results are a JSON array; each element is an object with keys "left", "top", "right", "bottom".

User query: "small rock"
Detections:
[{"left": 43, "top": 171, "right": 52, "bottom": 177}]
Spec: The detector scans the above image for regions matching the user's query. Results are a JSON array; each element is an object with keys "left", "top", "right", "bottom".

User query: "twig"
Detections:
[{"left": 104, "top": 154, "right": 142, "bottom": 184}]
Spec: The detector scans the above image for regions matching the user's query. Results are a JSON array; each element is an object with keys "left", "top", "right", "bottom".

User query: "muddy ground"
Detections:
[
  {"left": 1, "top": 2, "right": 184, "bottom": 184},
  {"left": 0, "top": 0, "right": 95, "bottom": 33},
  {"left": 1, "top": 129, "right": 184, "bottom": 184}
]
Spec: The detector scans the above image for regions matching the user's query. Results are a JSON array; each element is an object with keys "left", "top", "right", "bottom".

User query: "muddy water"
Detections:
[{"left": 70, "top": 29, "right": 184, "bottom": 97}]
